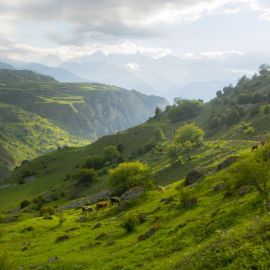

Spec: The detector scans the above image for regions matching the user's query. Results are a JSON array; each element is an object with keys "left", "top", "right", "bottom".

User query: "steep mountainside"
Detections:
[
  {"left": 0, "top": 69, "right": 167, "bottom": 178},
  {"left": 0, "top": 67, "right": 270, "bottom": 269}
]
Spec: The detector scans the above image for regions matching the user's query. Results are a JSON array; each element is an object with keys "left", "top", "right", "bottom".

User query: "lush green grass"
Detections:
[{"left": 0, "top": 147, "right": 269, "bottom": 269}]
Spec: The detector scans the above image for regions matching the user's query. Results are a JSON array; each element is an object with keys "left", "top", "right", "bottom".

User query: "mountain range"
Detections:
[
  {"left": 4, "top": 52, "right": 270, "bottom": 102},
  {"left": 0, "top": 69, "right": 167, "bottom": 178}
]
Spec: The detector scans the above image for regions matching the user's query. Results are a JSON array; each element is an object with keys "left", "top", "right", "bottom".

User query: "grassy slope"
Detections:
[
  {"left": 0, "top": 103, "right": 89, "bottom": 179},
  {"left": 0, "top": 70, "right": 270, "bottom": 269},
  {"left": 0, "top": 146, "right": 269, "bottom": 270}
]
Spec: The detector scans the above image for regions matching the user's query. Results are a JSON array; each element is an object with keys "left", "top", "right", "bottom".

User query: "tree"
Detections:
[
  {"left": 216, "top": 90, "right": 223, "bottom": 98},
  {"left": 259, "top": 64, "right": 270, "bottom": 76},
  {"left": 237, "top": 75, "right": 249, "bottom": 86},
  {"left": 104, "top": 145, "right": 121, "bottom": 163},
  {"left": 174, "top": 123, "right": 205, "bottom": 160},
  {"left": 109, "top": 162, "right": 150, "bottom": 194},
  {"left": 154, "top": 128, "right": 166, "bottom": 143},
  {"left": 174, "top": 123, "right": 205, "bottom": 147},
  {"left": 225, "top": 109, "right": 240, "bottom": 126},
  {"left": 168, "top": 99, "right": 204, "bottom": 122},
  {"left": 154, "top": 107, "right": 162, "bottom": 118},
  {"left": 167, "top": 144, "right": 181, "bottom": 165}
]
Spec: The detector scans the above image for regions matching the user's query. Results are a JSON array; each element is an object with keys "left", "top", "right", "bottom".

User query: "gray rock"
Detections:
[
  {"left": 48, "top": 256, "right": 58, "bottom": 264},
  {"left": 138, "top": 213, "right": 147, "bottom": 224},
  {"left": 217, "top": 156, "right": 238, "bottom": 171},
  {"left": 138, "top": 225, "right": 160, "bottom": 241},
  {"left": 4, "top": 215, "right": 18, "bottom": 223},
  {"left": 185, "top": 170, "right": 203, "bottom": 186},
  {"left": 121, "top": 186, "right": 145, "bottom": 201}
]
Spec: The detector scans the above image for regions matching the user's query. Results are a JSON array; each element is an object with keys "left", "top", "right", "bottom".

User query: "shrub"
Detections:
[
  {"left": 83, "top": 155, "right": 105, "bottom": 170},
  {"left": 75, "top": 168, "right": 97, "bottom": 185},
  {"left": 55, "top": 234, "right": 70, "bottom": 242},
  {"left": 109, "top": 162, "right": 150, "bottom": 194},
  {"left": 154, "top": 128, "right": 166, "bottom": 143},
  {"left": 225, "top": 109, "right": 240, "bottom": 126},
  {"left": 20, "top": 199, "right": 31, "bottom": 209},
  {"left": 122, "top": 217, "right": 136, "bottom": 233},
  {"left": 40, "top": 206, "right": 56, "bottom": 217},
  {"left": 21, "top": 169, "right": 34, "bottom": 178},
  {"left": 232, "top": 154, "right": 269, "bottom": 195},
  {"left": 180, "top": 190, "right": 198, "bottom": 208},
  {"left": 104, "top": 145, "right": 121, "bottom": 163}
]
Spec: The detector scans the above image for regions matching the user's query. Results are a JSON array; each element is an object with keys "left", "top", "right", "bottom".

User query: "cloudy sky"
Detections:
[{"left": 0, "top": 0, "right": 270, "bottom": 64}]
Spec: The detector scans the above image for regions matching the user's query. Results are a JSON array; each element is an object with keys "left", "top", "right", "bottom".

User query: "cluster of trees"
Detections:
[
  {"left": 237, "top": 92, "right": 270, "bottom": 105},
  {"left": 167, "top": 98, "right": 204, "bottom": 122}
]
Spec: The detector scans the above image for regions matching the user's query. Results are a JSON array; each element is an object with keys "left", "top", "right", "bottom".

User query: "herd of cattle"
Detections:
[
  {"left": 81, "top": 197, "right": 121, "bottom": 215},
  {"left": 81, "top": 186, "right": 166, "bottom": 215}
]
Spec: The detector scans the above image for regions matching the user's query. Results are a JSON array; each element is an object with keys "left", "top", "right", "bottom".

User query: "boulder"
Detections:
[
  {"left": 48, "top": 256, "right": 58, "bottom": 264},
  {"left": 183, "top": 197, "right": 198, "bottom": 208},
  {"left": 121, "top": 186, "right": 145, "bottom": 201},
  {"left": 217, "top": 156, "right": 238, "bottom": 171},
  {"left": 160, "top": 197, "right": 174, "bottom": 204},
  {"left": 138, "top": 225, "right": 160, "bottom": 241},
  {"left": 185, "top": 170, "right": 203, "bottom": 186},
  {"left": 138, "top": 213, "right": 147, "bottom": 224}
]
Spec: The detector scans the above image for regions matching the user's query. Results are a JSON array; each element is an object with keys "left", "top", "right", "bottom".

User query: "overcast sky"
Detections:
[{"left": 0, "top": 0, "right": 270, "bottom": 65}]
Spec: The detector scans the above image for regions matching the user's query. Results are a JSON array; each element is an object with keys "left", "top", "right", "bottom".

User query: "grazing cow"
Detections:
[
  {"left": 252, "top": 145, "right": 259, "bottom": 151},
  {"left": 110, "top": 197, "right": 121, "bottom": 206},
  {"left": 96, "top": 202, "right": 108, "bottom": 212},
  {"left": 157, "top": 185, "right": 166, "bottom": 192},
  {"left": 81, "top": 206, "right": 94, "bottom": 215}
]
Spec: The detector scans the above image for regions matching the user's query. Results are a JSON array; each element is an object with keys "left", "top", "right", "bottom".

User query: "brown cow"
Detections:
[
  {"left": 110, "top": 197, "right": 121, "bottom": 206},
  {"left": 81, "top": 206, "right": 94, "bottom": 215},
  {"left": 96, "top": 202, "right": 108, "bottom": 212}
]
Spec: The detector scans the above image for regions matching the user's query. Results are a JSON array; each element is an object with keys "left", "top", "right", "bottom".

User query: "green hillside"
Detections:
[
  {"left": 0, "top": 69, "right": 167, "bottom": 178},
  {"left": 0, "top": 66, "right": 270, "bottom": 269}
]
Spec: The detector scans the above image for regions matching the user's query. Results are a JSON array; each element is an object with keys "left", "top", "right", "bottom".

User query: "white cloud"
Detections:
[
  {"left": 126, "top": 62, "right": 140, "bottom": 71},
  {"left": 0, "top": 37, "right": 171, "bottom": 64},
  {"left": 181, "top": 50, "right": 244, "bottom": 60}
]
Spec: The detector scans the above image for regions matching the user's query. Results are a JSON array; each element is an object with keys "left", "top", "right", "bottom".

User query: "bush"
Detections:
[
  {"left": 20, "top": 199, "right": 31, "bottom": 209},
  {"left": 225, "top": 109, "right": 240, "bottom": 126},
  {"left": 122, "top": 217, "right": 136, "bottom": 233},
  {"left": 75, "top": 168, "right": 97, "bottom": 185},
  {"left": 109, "top": 162, "right": 150, "bottom": 194},
  {"left": 104, "top": 145, "right": 121, "bottom": 163},
  {"left": 21, "top": 169, "right": 34, "bottom": 178},
  {"left": 83, "top": 155, "right": 105, "bottom": 169},
  {"left": 55, "top": 234, "right": 70, "bottom": 242},
  {"left": 180, "top": 190, "right": 198, "bottom": 209},
  {"left": 40, "top": 206, "right": 56, "bottom": 217},
  {"left": 232, "top": 153, "right": 269, "bottom": 194}
]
